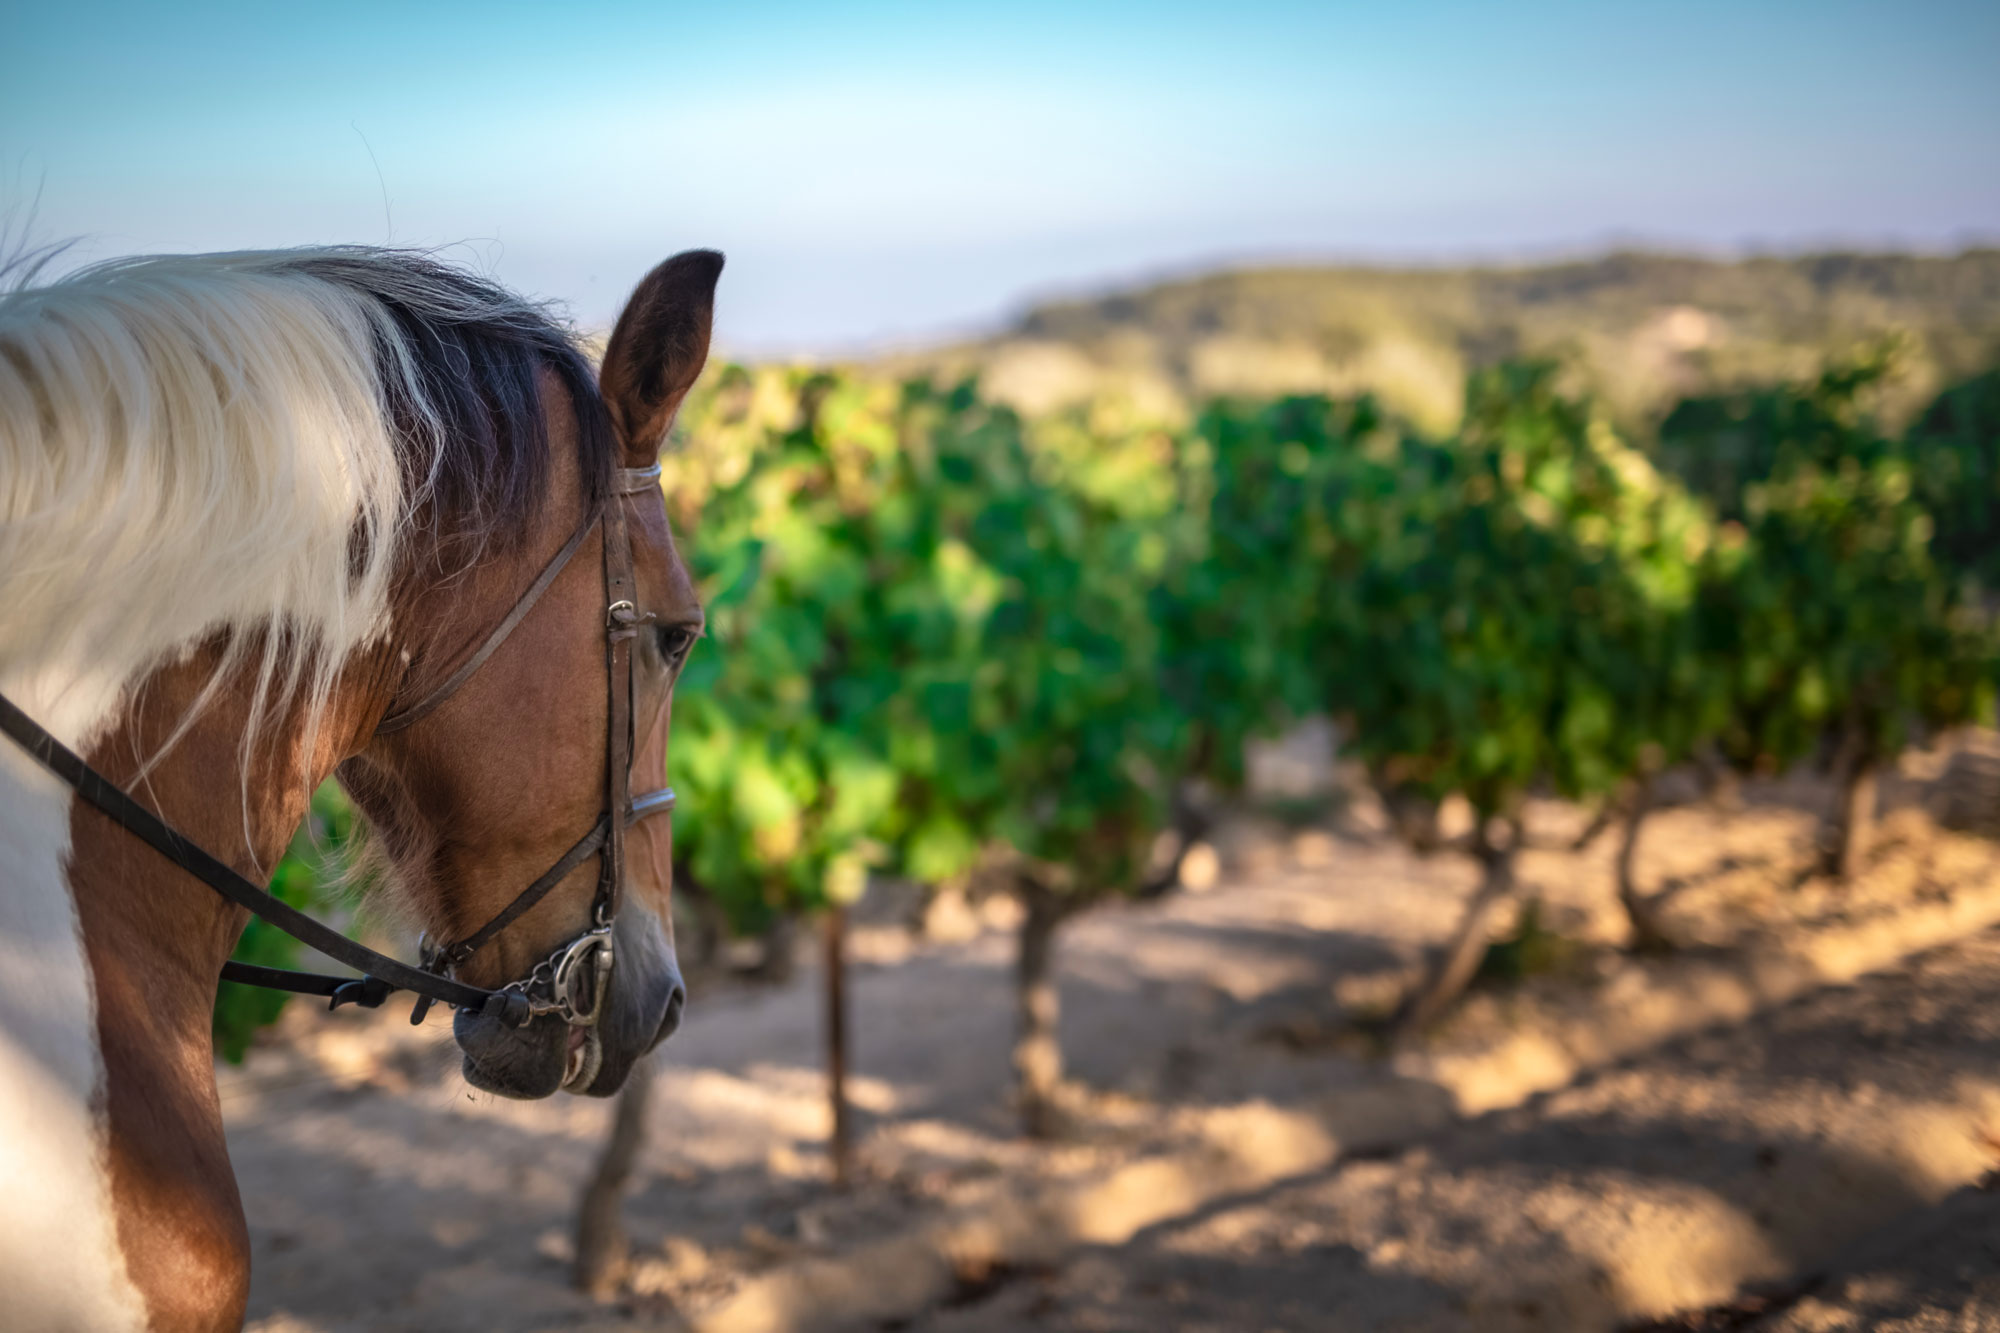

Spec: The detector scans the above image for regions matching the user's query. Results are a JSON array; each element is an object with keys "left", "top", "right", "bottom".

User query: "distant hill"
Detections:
[{"left": 880, "top": 251, "right": 2000, "bottom": 434}]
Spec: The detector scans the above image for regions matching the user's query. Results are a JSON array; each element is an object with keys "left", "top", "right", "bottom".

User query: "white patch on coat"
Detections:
[
  {"left": 0, "top": 671, "right": 147, "bottom": 1330},
  {"left": 0, "top": 251, "right": 416, "bottom": 774}
]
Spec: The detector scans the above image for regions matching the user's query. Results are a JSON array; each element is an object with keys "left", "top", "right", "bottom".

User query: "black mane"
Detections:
[{"left": 285, "top": 249, "right": 616, "bottom": 552}]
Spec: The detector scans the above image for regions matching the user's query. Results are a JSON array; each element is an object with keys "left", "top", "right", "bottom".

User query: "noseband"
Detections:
[{"left": 0, "top": 462, "right": 674, "bottom": 1032}]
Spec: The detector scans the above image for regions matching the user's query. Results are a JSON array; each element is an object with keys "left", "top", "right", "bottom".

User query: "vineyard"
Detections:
[
  {"left": 223, "top": 346, "right": 2000, "bottom": 1330},
  {"left": 654, "top": 347, "right": 1998, "bottom": 1120}
]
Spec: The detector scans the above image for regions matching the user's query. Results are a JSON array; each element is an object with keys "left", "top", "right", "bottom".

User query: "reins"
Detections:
[
  {"left": 0, "top": 461, "right": 674, "bottom": 1032},
  {"left": 0, "top": 691, "right": 498, "bottom": 1014}
]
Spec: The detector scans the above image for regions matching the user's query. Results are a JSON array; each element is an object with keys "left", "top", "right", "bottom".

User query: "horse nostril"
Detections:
[{"left": 655, "top": 981, "right": 687, "bottom": 1045}]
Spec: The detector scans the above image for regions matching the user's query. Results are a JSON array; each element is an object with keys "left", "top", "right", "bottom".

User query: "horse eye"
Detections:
[{"left": 655, "top": 624, "right": 697, "bottom": 662}]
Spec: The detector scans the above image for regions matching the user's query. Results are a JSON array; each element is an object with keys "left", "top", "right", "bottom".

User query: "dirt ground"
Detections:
[
  {"left": 227, "top": 752, "right": 2000, "bottom": 1332},
  {"left": 919, "top": 931, "right": 2000, "bottom": 1333}
]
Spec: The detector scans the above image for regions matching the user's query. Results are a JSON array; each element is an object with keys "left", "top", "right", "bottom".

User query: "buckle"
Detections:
[
  {"left": 614, "top": 462, "right": 662, "bottom": 494},
  {"left": 328, "top": 975, "right": 392, "bottom": 1011},
  {"left": 417, "top": 932, "right": 473, "bottom": 973},
  {"left": 548, "top": 925, "right": 615, "bottom": 1027},
  {"left": 488, "top": 924, "right": 616, "bottom": 1029}
]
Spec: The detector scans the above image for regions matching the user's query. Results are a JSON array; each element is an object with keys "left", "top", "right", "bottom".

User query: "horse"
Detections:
[{"left": 0, "top": 244, "right": 721, "bottom": 1331}]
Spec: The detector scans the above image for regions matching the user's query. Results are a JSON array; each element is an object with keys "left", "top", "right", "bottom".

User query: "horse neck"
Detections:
[
  {"left": 73, "top": 637, "right": 394, "bottom": 985},
  {"left": 41, "top": 636, "right": 394, "bottom": 1329}
]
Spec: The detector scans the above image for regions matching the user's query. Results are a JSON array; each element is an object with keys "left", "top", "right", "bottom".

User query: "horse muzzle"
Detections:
[{"left": 451, "top": 913, "right": 684, "bottom": 1100}]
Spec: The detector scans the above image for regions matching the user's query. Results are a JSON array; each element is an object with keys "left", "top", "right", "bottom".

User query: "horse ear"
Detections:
[{"left": 599, "top": 249, "right": 724, "bottom": 461}]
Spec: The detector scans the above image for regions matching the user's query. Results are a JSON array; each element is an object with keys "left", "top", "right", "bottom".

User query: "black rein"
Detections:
[{"left": 0, "top": 691, "right": 512, "bottom": 1022}]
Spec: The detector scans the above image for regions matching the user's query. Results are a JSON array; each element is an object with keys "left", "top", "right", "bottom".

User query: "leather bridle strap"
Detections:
[
  {"left": 431, "top": 815, "right": 609, "bottom": 969},
  {"left": 460, "top": 786, "right": 674, "bottom": 959},
  {"left": 418, "top": 461, "right": 655, "bottom": 975},
  {"left": 235, "top": 786, "right": 671, "bottom": 1018},
  {"left": 377, "top": 505, "right": 601, "bottom": 734},
  {"left": 599, "top": 467, "right": 645, "bottom": 929},
  {"left": 0, "top": 692, "right": 514, "bottom": 1020}
]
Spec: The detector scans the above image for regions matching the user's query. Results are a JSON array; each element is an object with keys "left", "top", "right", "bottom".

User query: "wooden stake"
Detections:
[
  {"left": 573, "top": 1056, "right": 655, "bottom": 1297},
  {"left": 824, "top": 905, "right": 852, "bottom": 1186}
]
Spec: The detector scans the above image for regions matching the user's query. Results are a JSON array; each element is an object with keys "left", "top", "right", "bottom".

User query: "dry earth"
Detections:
[
  {"left": 919, "top": 931, "right": 2000, "bottom": 1333},
  {"left": 230, "top": 754, "right": 2000, "bottom": 1332}
]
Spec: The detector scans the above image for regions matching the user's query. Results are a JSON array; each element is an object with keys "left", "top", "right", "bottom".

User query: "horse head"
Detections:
[
  {"left": 338, "top": 250, "right": 721, "bottom": 1100},
  {"left": 0, "top": 243, "right": 720, "bottom": 1330}
]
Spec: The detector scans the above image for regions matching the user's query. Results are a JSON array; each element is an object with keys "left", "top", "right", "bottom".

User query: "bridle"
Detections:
[
  {"left": 0, "top": 460, "right": 674, "bottom": 1033},
  {"left": 390, "top": 458, "right": 672, "bottom": 1028}
]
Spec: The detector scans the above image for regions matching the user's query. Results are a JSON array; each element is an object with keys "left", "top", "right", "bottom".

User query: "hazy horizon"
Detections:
[
  {"left": 780, "top": 233, "right": 2000, "bottom": 360},
  {"left": 6, "top": 0, "right": 1996, "bottom": 355}
]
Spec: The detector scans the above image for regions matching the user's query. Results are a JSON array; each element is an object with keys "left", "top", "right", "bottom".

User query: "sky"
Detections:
[{"left": 3, "top": 0, "right": 1996, "bottom": 353}]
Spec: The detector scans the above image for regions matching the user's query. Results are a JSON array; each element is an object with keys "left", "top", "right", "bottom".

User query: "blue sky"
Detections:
[{"left": 4, "top": 1, "right": 1996, "bottom": 351}]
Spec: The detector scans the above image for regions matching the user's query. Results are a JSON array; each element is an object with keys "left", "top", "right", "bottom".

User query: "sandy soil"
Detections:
[
  {"left": 1746, "top": 1181, "right": 2000, "bottom": 1332},
  {"left": 921, "top": 930, "right": 2000, "bottom": 1333},
  {"left": 227, "top": 756, "right": 2000, "bottom": 1332}
]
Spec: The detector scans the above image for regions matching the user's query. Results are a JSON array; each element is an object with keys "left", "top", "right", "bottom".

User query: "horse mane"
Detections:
[{"left": 0, "top": 246, "right": 615, "bottom": 795}]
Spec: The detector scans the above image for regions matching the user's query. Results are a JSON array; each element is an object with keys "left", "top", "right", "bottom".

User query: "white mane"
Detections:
[
  {"left": 0, "top": 250, "right": 431, "bottom": 767},
  {"left": 0, "top": 250, "right": 440, "bottom": 1326},
  {"left": 1, "top": 240, "right": 601, "bottom": 782}
]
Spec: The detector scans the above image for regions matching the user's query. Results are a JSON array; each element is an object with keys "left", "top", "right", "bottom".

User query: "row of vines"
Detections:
[
  {"left": 661, "top": 350, "right": 2000, "bottom": 1133},
  {"left": 227, "top": 352, "right": 2000, "bottom": 1150}
]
